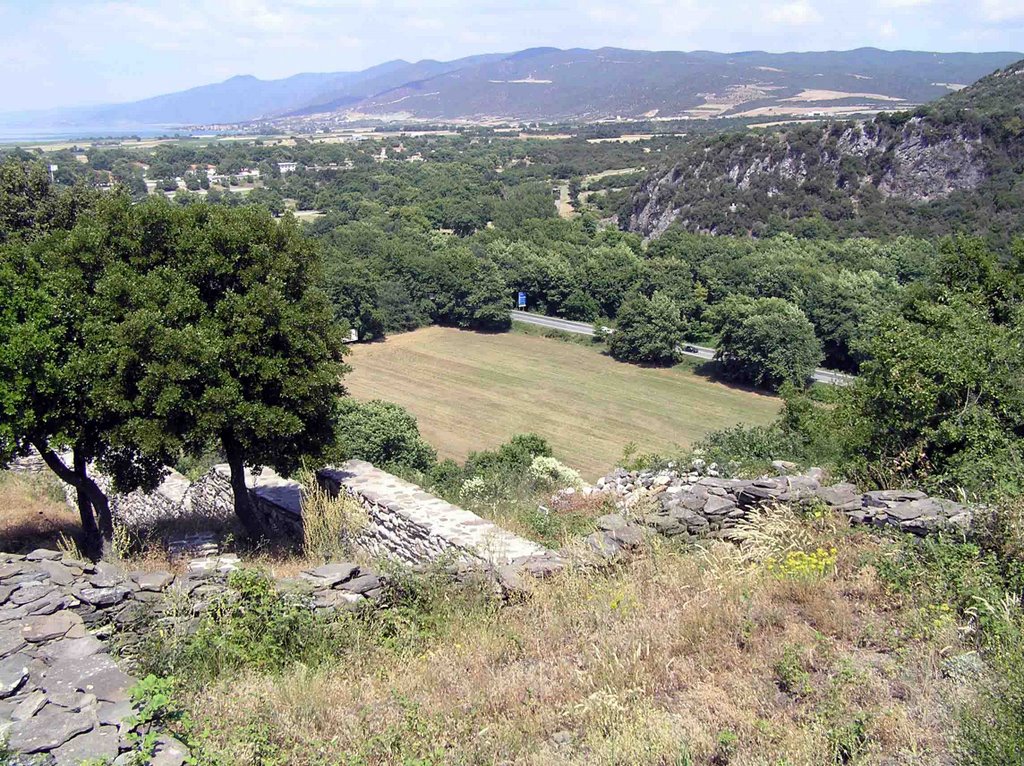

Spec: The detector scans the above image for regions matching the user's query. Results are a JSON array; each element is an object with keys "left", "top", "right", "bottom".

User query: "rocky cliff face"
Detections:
[{"left": 628, "top": 118, "right": 989, "bottom": 238}]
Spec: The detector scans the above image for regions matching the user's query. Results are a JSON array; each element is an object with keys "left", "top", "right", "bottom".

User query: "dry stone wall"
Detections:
[
  {"left": 10, "top": 451, "right": 550, "bottom": 568},
  {"left": 595, "top": 466, "right": 973, "bottom": 539},
  {"left": 0, "top": 547, "right": 389, "bottom": 764},
  {"left": 0, "top": 549, "right": 187, "bottom": 765},
  {"left": 319, "top": 461, "right": 549, "bottom": 566}
]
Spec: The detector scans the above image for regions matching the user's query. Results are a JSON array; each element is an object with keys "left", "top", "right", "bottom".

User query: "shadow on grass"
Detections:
[
  {"left": 685, "top": 358, "right": 779, "bottom": 396},
  {"left": 0, "top": 517, "right": 83, "bottom": 556}
]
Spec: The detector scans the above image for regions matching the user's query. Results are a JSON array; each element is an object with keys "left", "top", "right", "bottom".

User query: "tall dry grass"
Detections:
[
  {"left": 298, "top": 471, "right": 369, "bottom": 563},
  {"left": 185, "top": 510, "right": 961, "bottom": 765}
]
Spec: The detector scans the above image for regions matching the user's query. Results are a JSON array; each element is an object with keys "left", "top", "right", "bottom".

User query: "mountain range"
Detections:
[{"left": 2, "top": 47, "right": 1022, "bottom": 133}]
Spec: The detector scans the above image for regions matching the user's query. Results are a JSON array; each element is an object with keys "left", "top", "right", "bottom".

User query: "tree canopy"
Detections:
[
  {"left": 608, "top": 292, "right": 684, "bottom": 366},
  {"left": 711, "top": 296, "right": 823, "bottom": 391}
]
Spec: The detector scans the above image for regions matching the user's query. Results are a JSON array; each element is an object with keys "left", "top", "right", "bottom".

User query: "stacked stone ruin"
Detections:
[
  {"left": 592, "top": 465, "right": 974, "bottom": 539},
  {"left": 0, "top": 545, "right": 392, "bottom": 765}
]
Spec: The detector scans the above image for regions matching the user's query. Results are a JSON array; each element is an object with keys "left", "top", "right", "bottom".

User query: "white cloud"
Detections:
[
  {"left": 765, "top": 1, "right": 822, "bottom": 25},
  {"left": 879, "top": 20, "right": 897, "bottom": 36},
  {"left": 878, "top": 0, "right": 933, "bottom": 7},
  {"left": 980, "top": 0, "right": 1024, "bottom": 22}
]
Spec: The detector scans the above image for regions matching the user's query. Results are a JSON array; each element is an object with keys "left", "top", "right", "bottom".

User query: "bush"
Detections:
[
  {"left": 608, "top": 292, "right": 684, "bottom": 365},
  {"left": 464, "top": 433, "right": 552, "bottom": 477},
  {"left": 333, "top": 399, "right": 437, "bottom": 471},
  {"left": 958, "top": 620, "right": 1024, "bottom": 765},
  {"left": 527, "top": 455, "right": 583, "bottom": 490},
  {"left": 140, "top": 569, "right": 348, "bottom": 683}
]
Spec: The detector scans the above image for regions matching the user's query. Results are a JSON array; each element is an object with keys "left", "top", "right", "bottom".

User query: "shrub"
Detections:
[
  {"left": 958, "top": 618, "right": 1024, "bottom": 765},
  {"left": 464, "top": 433, "right": 552, "bottom": 477},
  {"left": 141, "top": 569, "right": 348, "bottom": 683},
  {"left": 527, "top": 455, "right": 583, "bottom": 490},
  {"left": 774, "top": 644, "right": 812, "bottom": 697},
  {"left": 333, "top": 399, "right": 437, "bottom": 471}
]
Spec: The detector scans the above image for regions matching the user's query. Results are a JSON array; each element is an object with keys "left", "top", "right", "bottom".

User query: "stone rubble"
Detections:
[
  {"left": 591, "top": 466, "right": 973, "bottom": 539},
  {"left": 0, "top": 548, "right": 391, "bottom": 764}
]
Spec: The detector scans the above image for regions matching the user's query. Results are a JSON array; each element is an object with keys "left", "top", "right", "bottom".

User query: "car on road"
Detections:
[{"left": 683, "top": 345, "right": 698, "bottom": 353}]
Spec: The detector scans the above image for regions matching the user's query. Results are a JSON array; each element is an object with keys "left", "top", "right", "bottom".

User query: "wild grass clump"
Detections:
[
  {"left": 871, "top": 529, "right": 1024, "bottom": 765},
  {"left": 298, "top": 470, "right": 368, "bottom": 561}
]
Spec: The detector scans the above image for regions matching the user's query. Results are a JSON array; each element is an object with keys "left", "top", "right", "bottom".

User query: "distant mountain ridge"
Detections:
[{"left": 2, "top": 47, "right": 1021, "bottom": 131}]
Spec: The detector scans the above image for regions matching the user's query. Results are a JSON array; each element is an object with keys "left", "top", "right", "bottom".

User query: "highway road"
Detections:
[{"left": 509, "top": 310, "right": 855, "bottom": 386}]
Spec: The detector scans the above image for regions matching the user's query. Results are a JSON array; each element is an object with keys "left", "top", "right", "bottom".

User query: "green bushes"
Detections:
[
  {"left": 607, "top": 292, "right": 684, "bottom": 365},
  {"left": 873, "top": 533, "right": 1024, "bottom": 765},
  {"left": 710, "top": 296, "right": 823, "bottom": 390},
  {"left": 958, "top": 622, "right": 1024, "bottom": 765},
  {"left": 333, "top": 398, "right": 437, "bottom": 472},
  {"left": 137, "top": 569, "right": 347, "bottom": 683}
]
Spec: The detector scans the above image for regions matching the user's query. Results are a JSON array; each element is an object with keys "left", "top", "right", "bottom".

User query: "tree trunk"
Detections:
[
  {"left": 79, "top": 471, "right": 115, "bottom": 560},
  {"left": 33, "top": 442, "right": 114, "bottom": 560},
  {"left": 72, "top": 449, "right": 101, "bottom": 560},
  {"left": 224, "top": 438, "right": 264, "bottom": 539}
]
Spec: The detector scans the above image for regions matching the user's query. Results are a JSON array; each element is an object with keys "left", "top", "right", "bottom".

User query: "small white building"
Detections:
[{"left": 278, "top": 161, "right": 298, "bottom": 174}]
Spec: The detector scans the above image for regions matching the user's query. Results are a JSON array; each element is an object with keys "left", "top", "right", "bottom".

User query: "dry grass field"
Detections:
[{"left": 344, "top": 327, "right": 779, "bottom": 478}]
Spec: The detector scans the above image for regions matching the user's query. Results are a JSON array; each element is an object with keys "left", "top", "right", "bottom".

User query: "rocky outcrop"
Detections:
[
  {"left": 628, "top": 120, "right": 988, "bottom": 238},
  {"left": 594, "top": 466, "right": 972, "bottom": 538}
]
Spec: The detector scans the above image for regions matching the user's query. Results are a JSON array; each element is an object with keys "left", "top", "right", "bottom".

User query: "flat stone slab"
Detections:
[
  {"left": 338, "top": 573, "right": 380, "bottom": 595},
  {"left": 42, "top": 654, "right": 135, "bottom": 703},
  {"left": 6, "top": 707, "right": 95, "bottom": 753},
  {"left": 301, "top": 563, "right": 359, "bottom": 587},
  {"left": 76, "top": 586, "right": 132, "bottom": 607},
  {"left": 51, "top": 724, "right": 120, "bottom": 765},
  {"left": 0, "top": 653, "right": 30, "bottom": 697},
  {"left": 22, "top": 612, "right": 82, "bottom": 643},
  {"left": 40, "top": 636, "right": 106, "bottom": 665},
  {"left": 134, "top": 570, "right": 174, "bottom": 592}
]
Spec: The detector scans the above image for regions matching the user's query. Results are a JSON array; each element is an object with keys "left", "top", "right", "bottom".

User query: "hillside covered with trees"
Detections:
[{"left": 629, "top": 58, "right": 1024, "bottom": 246}]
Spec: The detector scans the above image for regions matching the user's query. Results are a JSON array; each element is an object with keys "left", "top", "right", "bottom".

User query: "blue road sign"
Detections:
[{"left": 517, "top": 291, "right": 526, "bottom": 308}]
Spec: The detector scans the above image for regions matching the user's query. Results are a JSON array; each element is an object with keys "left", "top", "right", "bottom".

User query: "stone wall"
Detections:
[
  {"left": 9, "top": 451, "right": 548, "bottom": 568},
  {"left": 596, "top": 466, "right": 973, "bottom": 539},
  {"left": 319, "top": 461, "right": 549, "bottom": 566},
  {"left": 0, "top": 549, "right": 186, "bottom": 765},
  {"left": 193, "top": 460, "right": 550, "bottom": 567},
  {"left": 0, "top": 546, "right": 390, "bottom": 764}
]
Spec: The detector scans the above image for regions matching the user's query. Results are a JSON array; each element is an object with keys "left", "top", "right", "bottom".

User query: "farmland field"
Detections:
[{"left": 345, "top": 326, "right": 779, "bottom": 478}]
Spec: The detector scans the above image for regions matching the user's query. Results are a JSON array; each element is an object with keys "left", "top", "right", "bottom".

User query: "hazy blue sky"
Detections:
[{"left": 2, "top": 0, "right": 1022, "bottom": 111}]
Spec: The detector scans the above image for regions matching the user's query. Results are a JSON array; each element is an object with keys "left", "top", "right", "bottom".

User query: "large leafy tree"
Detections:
[
  {"left": 837, "top": 295, "right": 1024, "bottom": 494},
  {"left": 119, "top": 203, "right": 350, "bottom": 537},
  {"left": 711, "top": 296, "right": 823, "bottom": 391},
  {"left": 0, "top": 194, "right": 168, "bottom": 558},
  {"left": 608, "top": 292, "right": 684, "bottom": 366}
]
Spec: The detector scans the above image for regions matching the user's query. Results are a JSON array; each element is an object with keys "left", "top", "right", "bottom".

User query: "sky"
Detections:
[{"left": 2, "top": 0, "right": 1023, "bottom": 112}]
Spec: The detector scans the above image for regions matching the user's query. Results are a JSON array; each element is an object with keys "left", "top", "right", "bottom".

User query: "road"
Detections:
[{"left": 509, "top": 310, "right": 855, "bottom": 386}]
